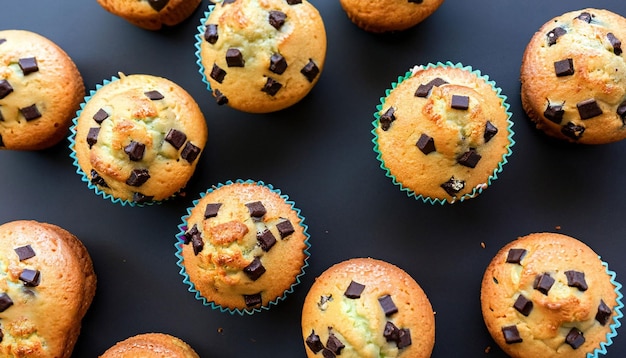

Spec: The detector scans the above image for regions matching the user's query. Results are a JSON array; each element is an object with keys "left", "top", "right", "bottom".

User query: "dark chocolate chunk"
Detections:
[
  {"left": 225, "top": 48, "right": 244, "bottom": 67},
  {"left": 18, "top": 57, "right": 38, "bottom": 75},
  {"left": 577, "top": 98, "right": 602, "bottom": 119},
  {"left": 305, "top": 330, "right": 324, "bottom": 353},
  {"left": 257, "top": 229, "right": 277, "bottom": 252},
  {"left": 415, "top": 77, "right": 448, "bottom": 97},
  {"left": 14, "top": 245, "right": 36, "bottom": 261},
  {"left": 484, "top": 121, "right": 498, "bottom": 142},
  {"left": 617, "top": 100, "right": 626, "bottom": 123},
  {"left": 204, "top": 203, "right": 222, "bottom": 218},
  {"left": 269, "top": 10, "right": 287, "bottom": 30},
  {"left": 577, "top": 12, "right": 593, "bottom": 23},
  {"left": 269, "top": 53, "right": 288, "bottom": 74},
  {"left": 554, "top": 58, "right": 575, "bottom": 77},
  {"left": 0, "top": 80, "right": 14, "bottom": 99},
  {"left": 133, "top": 192, "right": 153, "bottom": 204},
  {"left": 244, "top": 293, "right": 262, "bottom": 307},
  {"left": 0, "top": 39, "right": 5, "bottom": 45},
  {"left": 190, "top": 228, "right": 204, "bottom": 255},
  {"left": 205, "top": 24, "right": 219, "bottom": 44},
  {"left": 547, "top": 27, "right": 567, "bottom": 46},
  {"left": 326, "top": 333, "right": 345, "bottom": 355},
  {"left": 565, "top": 270, "right": 588, "bottom": 291},
  {"left": 440, "top": 176, "right": 465, "bottom": 196},
  {"left": 378, "top": 294, "right": 398, "bottom": 316},
  {"left": 321, "top": 349, "right": 335, "bottom": 358},
  {"left": 183, "top": 224, "right": 200, "bottom": 245},
  {"left": 0, "top": 293, "right": 13, "bottom": 312},
  {"left": 513, "top": 294, "right": 533, "bottom": 316},
  {"left": 608, "top": 33, "right": 622, "bottom": 55},
  {"left": 246, "top": 201, "right": 267, "bottom": 217},
  {"left": 145, "top": 90, "right": 164, "bottom": 100},
  {"left": 93, "top": 108, "right": 109, "bottom": 124},
  {"left": 506, "top": 248, "right": 526, "bottom": 264},
  {"left": 396, "top": 329, "right": 412, "bottom": 349},
  {"left": 243, "top": 257, "right": 266, "bottom": 281},
  {"left": 87, "top": 127, "right": 100, "bottom": 148},
  {"left": 124, "top": 141, "right": 145, "bottom": 161},
  {"left": 565, "top": 328, "right": 585, "bottom": 349},
  {"left": 286, "top": 0, "right": 302, "bottom": 4},
  {"left": 126, "top": 168, "right": 151, "bottom": 187},
  {"left": 262, "top": 77, "right": 282, "bottom": 96},
  {"left": 276, "top": 219, "right": 295, "bottom": 238},
  {"left": 384, "top": 321, "right": 400, "bottom": 342},
  {"left": 533, "top": 273, "right": 555, "bottom": 295},
  {"left": 380, "top": 107, "right": 396, "bottom": 131},
  {"left": 344, "top": 280, "right": 365, "bottom": 299},
  {"left": 544, "top": 103, "right": 565, "bottom": 124},
  {"left": 210, "top": 63, "right": 227, "bottom": 83},
  {"left": 148, "top": 0, "right": 169, "bottom": 11},
  {"left": 181, "top": 142, "right": 201, "bottom": 163},
  {"left": 19, "top": 269, "right": 40, "bottom": 287},
  {"left": 502, "top": 325, "right": 522, "bottom": 344},
  {"left": 561, "top": 121, "right": 585, "bottom": 140},
  {"left": 165, "top": 128, "right": 187, "bottom": 150},
  {"left": 596, "top": 299, "right": 612, "bottom": 326},
  {"left": 408, "top": 0, "right": 424, "bottom": 3},
  {"left": 20, "top": 104, "right": 42, "bottom": 121},
  {"left": 214, "top": 89, "right": 228, "bottom": 105},
  {"left": 457, "top": 148, "right": 482, "bottom": 168},
  {"left": 90, "top": 169, "right": 108, "bottom": 188},
  {"left": 451, "top": 95, "right": 470, "bottom": 110},
  {"left": 300, "top": 59, "right": 320, "bottom": 82},
  {"left": 416, "top": 133, "right": 436, "bottom": 154},
  {"left": 317, "top": 294, "right": 333, "bottom": 311}
]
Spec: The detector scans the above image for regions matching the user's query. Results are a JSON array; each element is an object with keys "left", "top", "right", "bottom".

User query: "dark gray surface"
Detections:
[{"left": 2, "top": 1, "right": 626, "bottom": 357}]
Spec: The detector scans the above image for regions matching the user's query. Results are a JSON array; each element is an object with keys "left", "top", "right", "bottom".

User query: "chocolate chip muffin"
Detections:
[
  {"left": 0, "top": 30, "right": 84, "bottom": 150},
  {"left": 176, "top": 180, "right": 310, "bottom": 314},
  {"left": 372, "top": 62, "right": 514, "bottom": 204},
  {"left": 521, "top": 9, "right": 626, "bottom": 144},
  {"left": 481, "top": 232, "right": 623, "bottom": 358},
  {"left": 196, "top": 0, "right": 327, "bottom": 113},
  {"left": 96, "top": 0, "right": 202, "bottom": 30},
  {"left": 0, "top": 220, "right": 96, "bottom": 358},
  {"left": 301, "top": 258, "right": 435, "bottom": 358},
  {"left": 339, "top": 0, "right": 444, "bottom": 33},
  {"left": 100, "top": 333, "right": 199, "bottom": 358},
  {"left": 71, "top": 73, "right": 207, "bottom": 205}
]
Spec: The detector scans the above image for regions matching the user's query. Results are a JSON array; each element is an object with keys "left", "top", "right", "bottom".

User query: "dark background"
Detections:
[{"left": 2, "top": 1, "right": 626, "bottom": 357}]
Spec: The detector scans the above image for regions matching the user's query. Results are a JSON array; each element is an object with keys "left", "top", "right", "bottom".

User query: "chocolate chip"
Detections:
[
  {"left": 124, "top": 141, "right": 145, "bottom": 161},
  {"left": 148, "top": 0, "right": 169, "bottom": 11},
  {"left": 384, "top": 321, "right": 400, "bottom": 342},
  {"left": 19, "top": 269, "right": 40, "bottom": 287},
  {"left": 244, "top": 257, "right": 266, "bottom": 281},
  {"left": 214, "top": 89, "right": 228, "bottom": 105},
  {"left": 0, "top": 39, "right": 5, "bottom": 45},
  {"left": 506, "top": 248, "right": 526, "bottom": 264},
  {"left": 565, "top": 328, "right": 585, "bottom": 349},
  {"left": 262, "top": 77, "right": 282, "bottom": 96},
  {"left": 126, "top": 168, "right": 150, "bottom": 187},
  {"left": 344, "top": 280, "right": 365, "bottom": 298},
  {"left": 565, "top": 270, "right": 588, "bottom": 291},
  {"left": 317, "top": 295, "right": 333, "bottom": 311},
  {"left": 408, "top": 0, "right": 424, "bottom": 3},
  {"left": 596, "top": 299, "right": 612, "bottom": 326},
  {"left": 544, "top": 103, "right": 565, "bottom": 124},
  {"left": 502, "top": 325, "right": 522, "bottom": 344},
  {"left": 18, "top": 57, "right": 38, "bottom": 75},
  {"left": 608, "top": 33, "right": 622, "bottom": 55},
  {"left": 276, "top": 219, "right": 295, "bottom": 238},
  {"left": 321, "top": 349, "right": 335, "bottom": 358},
  {"left": 484, "top": 121, "right": 498, "bottom": 142},
  {"left": 0, "top": 293, "right": 13, "bottom": 312},
  {"left": 561, "top": 121, "right": 585, "bottom": 140},
  {"left": 14, "top": 245, "right": 36, "bottom": 261},
  {"left": 617, "top": 100, "right": 626, "bottom": 123},
  {"left": 205, "top": 24, "right": 219, "bottom": 44},
  {"left": 414, "top": 77, "right": 448, "bottom": 97},
  {"left": 554, "top": 58, "right": 575, "bottom": 77},
  {"left": 286, "top": 0, "right": 302, "bottom": 4},
  {"left": 416, "top": 133, "right": 436, "bottom": 154},
  {"left": 246, "top": 201, "right": 266, "bottom": 217},
  {"left": 306, "top": 331, "right": 324, "bottom": 353},
  {"left": 20, "top": 104, "right": 42, "bottom": 121},
  {"left": 181, "top": 142, "right": 201, "bottom": 163},
  {"left": 190, "top": 228, "right": 204, "bottom": 255},
  {"left": 441, "top": 176, "right": 465, "bottom": 196},
  {"left": 145, "top": 90, "right": 164, "bottom": 100},
  {"left": 269, "top": 53, "right": 288, "bottom": 74},
  {"left": 165, "top": 128, "right": 187, "bottom": 150},
  {"left": 93, "top": 108, "right": 109, "bottom": 124},
  {"left": 513, "top": 294, "right": 533, "bottom": 316},
  {"left": 135, "top": 193, "right": 155, "bottom": 202},
  {"left": 396, "top": 329, "right": 412, "bottom": 349},
  {"left": 380, "top": 107, "right": 396, "bottom": 131},
  {"left": 326, "top": 333, "right": 344, "bottom": 355},
  {"left": 257, "top": 229, "right": 277, "bottom": 252},
  {"left": 183, "top": 224, "right": 200, "bottom": 245},
  {"left": 451, "top": 95, "right": 469, "bottom": 110},
  {"left": 457, "top": 148, "right": 481, "bottom": 168},
  {"left": 0, "top": 80, "right": 14, "bottom": 99},
  {"left": 87, "top": 127, "right": 100, "bottom": 148},
  {"left": 269, "top": 10, "right": 287, "bottom": 30},
  {"left": 244, "top": 293, "right": 262, "bottom": 307},
  {"left": 204, "top": 203, "right": 222, "bottom": 218},
  {"left": 547, "top": 27, "right": 567, "bottom": 46},
  {"left": 533, "top": 273, "right": 555, "bottom": 295},
  {"left": 210, "top": 63, "right": 227, "bottom": 83},
  {"left": 577, "top": 12, "right": 593, "bottom": 23},
  {"left": 577, "top": 98, "right": 602, "bottom": 119},
  {"left": 90, "top": 169, "right": 108, "bottom": 188},
  {"left": 225, "top": 48, "right": 244, "bottom": 67},
  {"left": 301, "top": 59, "right": 320, "bottom": 82},
  {"left": 378, "top": 294, "right": 398, "bottom": 316}
]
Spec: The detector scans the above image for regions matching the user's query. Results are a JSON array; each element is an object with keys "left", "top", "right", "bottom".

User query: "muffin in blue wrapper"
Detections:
[
  {"left": 372, "top": 61, "right": 515, "bottom": 204},
  {"left": 175, "top": 179, "right": 311, "bottom": 315}
]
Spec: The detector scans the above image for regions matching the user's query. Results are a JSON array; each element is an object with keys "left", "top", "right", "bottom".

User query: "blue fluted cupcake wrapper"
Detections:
[
  {"left": 371, "top": 61, "right": 515, "bottom": 205},
  {"left": 590, "top": 258, "right": 623, "bottom": 358},
  {"left": 194, "top": 4, "right": 215, "bottom": 95},
  {"left": 174, "top": 179, "right": 311, "bottom": 315}
]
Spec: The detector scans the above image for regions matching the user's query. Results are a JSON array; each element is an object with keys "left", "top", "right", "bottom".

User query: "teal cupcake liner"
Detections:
[
  {"left": 194, "top": 4, "right": 215, "bottom": 95},
  {"left": 174, "top": 179, "right": 311, "bottom": 315},
  {"left": 371, "top": 61, "right": 515, "bottom": 205},
  {"left": 591, "top": 258, "right": 623, "bottom": 358}
]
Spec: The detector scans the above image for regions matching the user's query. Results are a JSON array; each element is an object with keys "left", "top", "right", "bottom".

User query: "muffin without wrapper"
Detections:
[
  {"left": 339, "top": 0, "right": 444, "bottom": 33},
  {"left": 100, "top": 333, "right": 199, "bottom": 358},
  {"left": 96, "top": 0, "right": 202, "bottom": 30}
]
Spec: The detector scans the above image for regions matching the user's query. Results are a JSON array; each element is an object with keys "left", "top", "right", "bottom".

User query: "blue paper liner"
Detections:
[
  {"left": 371, "top": 61, "right": 516, "bottom": 205},
  {"left": 590, "top": 259, "right": 623, "bottom": 358},
  {"left": 174, "top": 179, "right": 311, "bottom": 315},
  {"left": 194, "top": 4, "right": 215, "bottom": 95}
]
